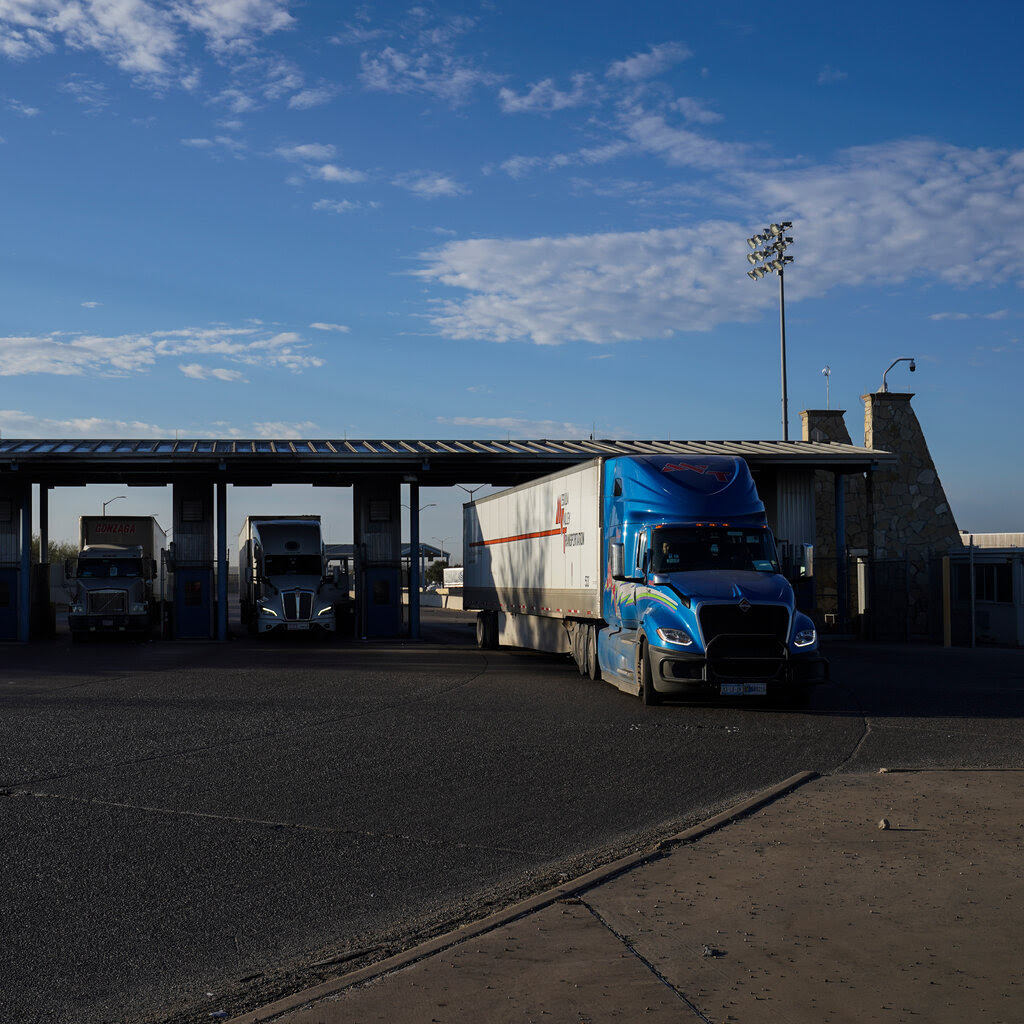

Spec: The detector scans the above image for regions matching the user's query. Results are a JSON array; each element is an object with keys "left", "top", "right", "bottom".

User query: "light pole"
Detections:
[
  {"left": 402, "top": 502, "right": 436, "bottom": 581},
  {"left": 102, "top": 495, "right": 126, "bottom": 515},
  {"left": 822, "top": 365, "right": 831, "bottom": 409},
  {"left": 746, "top": 222, "right": 794, "bottom": 440},
  {"left": 880, "top": 357, "right": 916, "bottom": 392},
  {"left": 433, "top": 537, "right": 450, "bottom": 563},
  {"left": 455, "top": 484, "right": 485, "bottom": 501}
]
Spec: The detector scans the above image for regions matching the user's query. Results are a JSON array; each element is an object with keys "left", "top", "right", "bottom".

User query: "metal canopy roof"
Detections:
[{"left": 0, "top": 437, "right": 895, "bottom": 488}]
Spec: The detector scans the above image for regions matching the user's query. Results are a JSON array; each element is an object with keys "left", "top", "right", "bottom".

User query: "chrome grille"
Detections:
[{"left": 88, "top": 590, "right": 127, "bottom": 615}]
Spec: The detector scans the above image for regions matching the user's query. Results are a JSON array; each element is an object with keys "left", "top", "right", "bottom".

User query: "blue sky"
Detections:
[{"left": 1, "top": 0, "right": 1022, "bottom": 551}]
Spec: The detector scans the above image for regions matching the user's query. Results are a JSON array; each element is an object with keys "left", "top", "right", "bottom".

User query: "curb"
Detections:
[{"left": 227, "top": 770, "right": 818, "bottom": 1024}]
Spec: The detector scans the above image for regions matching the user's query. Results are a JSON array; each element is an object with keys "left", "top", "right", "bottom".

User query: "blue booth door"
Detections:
[
  {"left": 174, "top": 568, "right": 214, "bottom": 639},
  {"left": 0, "top": 568, "right": 17, "bottom": 640}
]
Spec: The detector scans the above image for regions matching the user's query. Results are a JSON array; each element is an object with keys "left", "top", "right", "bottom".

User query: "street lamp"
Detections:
[
  {"left": 433, "top": 537, "right": 450, "bottom": 562},
  {"left": 455, "top": 484, "right": 485, "bottom": 501},
  {"left": 745, "top": 221, "right": 794, "bottom": 440},
  {"left": 102, "top": 495, "right": 126, "bottom": 515},
  {"left": 879, "top": 357, "right": 916, "bottom": 393},
  {"left": 822, "top": 365, "right": 831, "bottom": 409},
  {"left": 402, "top": 502, "right": 437, "bottom": 579}
]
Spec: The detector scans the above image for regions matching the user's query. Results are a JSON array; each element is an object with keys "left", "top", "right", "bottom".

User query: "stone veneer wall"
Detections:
[{"left": 802, "top": 393, "right": 962, "bottom": 637}]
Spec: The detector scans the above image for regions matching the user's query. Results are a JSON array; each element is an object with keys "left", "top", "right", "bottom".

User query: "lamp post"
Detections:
[
  {"left": 746, "top": 222, "right": 794, "bottom": 440},
  {"left": 433, "top": 537, "right": 450, "bottom": 563},
  {"left": 879, "top": 357, "right": 916, "bottom": 392},
  {"left": 822, "top": 365, "right": 831, "bottom": 409},
  {"left": 402, "top": 502, "right": 437, "bottom": 580},
  {"left": 102, "top": 495, "right": 126, "bottom": 515}
]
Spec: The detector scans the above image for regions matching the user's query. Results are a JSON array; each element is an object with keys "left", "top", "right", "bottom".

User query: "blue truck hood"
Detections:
[{"left": 667, "top": 570, "right": 793, "bottom": 604}]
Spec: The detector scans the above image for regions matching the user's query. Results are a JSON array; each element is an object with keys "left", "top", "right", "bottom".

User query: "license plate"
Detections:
[
  {"left": 720, "top": 682, "right": 767, "bottom": 696},
  {"left": 287, "top": 622, "right": 310, "bottom": 631},
  {"left": 102, "top": 619, "right": 114, "bottom": 627}
]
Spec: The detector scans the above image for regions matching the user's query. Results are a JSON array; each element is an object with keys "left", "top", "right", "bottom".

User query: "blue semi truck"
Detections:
[{"left": 463, "top": 454, "right": 826, "bottom": 704}]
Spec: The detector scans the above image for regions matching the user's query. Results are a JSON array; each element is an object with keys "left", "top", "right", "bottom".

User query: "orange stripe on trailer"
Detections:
[{"left": 469, "top": 527, "right": 563, "bottom": 547}]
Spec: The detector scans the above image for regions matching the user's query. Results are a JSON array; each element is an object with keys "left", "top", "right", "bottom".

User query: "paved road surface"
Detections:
[{"left": 1, "top": 612, "right": 1021, "bottom": 1023}]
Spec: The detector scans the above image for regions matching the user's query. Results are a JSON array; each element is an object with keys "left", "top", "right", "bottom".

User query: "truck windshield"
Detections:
[
  {"left": 264, "top": 554, "right": 323, "bottom": 576},
  {"left": 651, "top": 527, "right": 780, "bottom": 574},
  {"left": 78, "top": 559, "right": 143, "bottom": 578}
]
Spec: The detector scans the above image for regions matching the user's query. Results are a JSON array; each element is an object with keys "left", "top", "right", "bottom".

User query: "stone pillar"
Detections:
[{"left": 862, "top": 391, "right": 963, "bottom": 636}]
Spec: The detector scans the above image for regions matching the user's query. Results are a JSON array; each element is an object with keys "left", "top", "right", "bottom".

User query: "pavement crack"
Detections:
[
  {"left": 5, "top": 787, "right": 549, "bottom": 858},
  {"left": 576, "top": 896, "right": 716, "bottom": 1022}
]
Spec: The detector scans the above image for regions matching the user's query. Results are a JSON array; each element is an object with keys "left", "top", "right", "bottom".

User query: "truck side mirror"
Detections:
[
  {"left": 333, "top": 566, "right": 341, "bottom": 586},
  {"left": 610, "top": 543, "right": 625, "bottom": 581},
  {"left": 64, "top": 558, "right": 73, "bottom": 579}
]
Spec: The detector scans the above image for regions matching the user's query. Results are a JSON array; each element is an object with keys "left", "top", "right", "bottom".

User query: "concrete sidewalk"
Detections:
[{"left": 229, "top": 770, "right": 1024, "bottom": 1024}]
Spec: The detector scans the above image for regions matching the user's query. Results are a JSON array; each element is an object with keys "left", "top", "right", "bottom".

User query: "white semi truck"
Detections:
[
  {"left": 67, "top": 515, "right": 168, "bottom": 640},
  {"left": 237, "top": 516, "right": 345, "bottom": 635}
]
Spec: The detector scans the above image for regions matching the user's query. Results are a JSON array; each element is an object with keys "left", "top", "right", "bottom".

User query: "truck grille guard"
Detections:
[{"left": 698, "top": 602, "right": 790, "bottom": 682}]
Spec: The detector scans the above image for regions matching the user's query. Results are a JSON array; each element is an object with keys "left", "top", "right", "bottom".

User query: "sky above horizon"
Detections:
[{"left": 2, "top": 0, "right": 1022, "bottom": 549}]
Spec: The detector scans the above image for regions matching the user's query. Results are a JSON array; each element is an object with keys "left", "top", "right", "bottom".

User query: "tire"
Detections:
[
  {"left": 476, "top": 611, "right": 498, "bottom": 650},
  {"left": 638, "top": 640, "right": 660, "bottom": 706},
  {"left": 586, "top": 623, "right": 601, "bottom": 681}
]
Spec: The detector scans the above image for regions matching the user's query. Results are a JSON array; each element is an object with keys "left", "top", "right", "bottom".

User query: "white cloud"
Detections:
[
  {"left": 251, "top": 420, "right": 319, "bottom": 437},
  {"left": 394, "top": 171, "right": 467, "bottom": 199},
  {"left": 498, "top": 73, "right": 595, "bottom": 114},
  {"left": 6, "top": 97, "right": 40, "bottom": 115},
  {"left": 80, "top": 300, "right": 101, "bottom": 308},
  {"left": 179, "top": 363, "right": 247, "bottom": 382},
  {"left": 0, "top": 410, "right": 171, "bottom": 437},
  {"left": 929, "top": 312, "right": 972, "bottom": 321},
  {"left": 288, "top": 85, "right": 336, "bottom": 109},
  {"left": 818, "top": 66, "right": 848, "bottom": 85},
  {"left": 314, "top": 163, "right": 367, "bottom": 184},
  {"left": 276, "top": 142, "right": 336, "bottom": 162},
  {"left": 437, "top": 416, "right": 594, "bottom": 439},
  {"left": 313, "top": 198, "right": 363, "bottom": 214},
  {"left": 415, "top": 139, "right": 1024, "bottom": 346},
  {"left": 309, "top": 322, "right": 351, "bottom": 332},
  {"left": 0, "top": 324, "right": 324, "bottom": 377},
  {"left": 607, "top": 42, "right": 691, "bottom": 82},
  {"left": 674, "top": 96, "right": 722, "bottom": 125}
]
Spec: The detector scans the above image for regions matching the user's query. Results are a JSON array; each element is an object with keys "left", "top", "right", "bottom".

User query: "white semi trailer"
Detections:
[{"left": 237, "top": 516, "right": 344, "bottom": 635}]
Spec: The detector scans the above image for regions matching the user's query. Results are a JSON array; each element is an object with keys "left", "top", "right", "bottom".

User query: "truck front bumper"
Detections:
[
  {"left": 68, "top": 614, "right": 151, "bottom": 635},
  {"left": 648, "top": 642, "right": 828, "bottom": 697}
]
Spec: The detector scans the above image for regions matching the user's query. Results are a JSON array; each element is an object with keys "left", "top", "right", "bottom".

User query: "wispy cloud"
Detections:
[
  {"left": 437, "top": 416, "right": 595, "bottom": 438},
  {"left": 0, "top": 0, "right": 295, "bottom": 87},
  {"left": 0, "top": 324, "right": 324, "bottom": 377},
  {"left": 606, "top": 42, "right": 692, "bottom": 82},
  {"left": 498, "top": 73, "right": 596, "bottom": 114},
  {"left": 309, "top": 322, "right": 351, "bottom": 333},
  {"left": 416, "top": 139, "right": 1024, "bottom": 345},
  {"left": 817, "top": 65, "right": 848, "bottom": 85},
  {"left": 393, "top": 172, "right": 468, "bottom": 199}
]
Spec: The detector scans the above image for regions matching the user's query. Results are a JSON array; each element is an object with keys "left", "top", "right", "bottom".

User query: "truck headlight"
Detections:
[
  {"left": 794, "top": 627, "right": 817, "bottom": 647},
  {"left": 657, "top": 627, "right": 694, "bottom": 647},
  {"left": 70, "top": 603, "right": 84, "bottom": 614},
  {"left": 258, "top": 603, "right": 279, "bottom": 618},
  {"left": 316, "top": 604, "right": 334, "bottom": 617},
  {"left": 130, "top": 602, "right": 147, "bottom": 614}
]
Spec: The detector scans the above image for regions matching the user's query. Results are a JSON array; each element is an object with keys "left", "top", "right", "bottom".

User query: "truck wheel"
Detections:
[
  {"left": 586, "top": 624, "right": 601, "bottom": 681},
  {"left": 638, "top": 640, "right": 660, "bottom": 706},
  {"left": 476, "top": 611, "right": 498, "bottom": 650}
]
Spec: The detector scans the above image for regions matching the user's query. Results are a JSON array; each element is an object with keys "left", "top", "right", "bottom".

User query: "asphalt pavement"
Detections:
[{"left": 227, "top": 766, "right": 1024, "bottom": 1024}]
